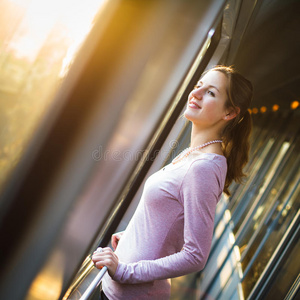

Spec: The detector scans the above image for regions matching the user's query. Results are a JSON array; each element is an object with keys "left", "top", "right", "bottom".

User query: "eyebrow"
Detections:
[{"left": 197, "top": 81, "right": 220, "bottom": 93}]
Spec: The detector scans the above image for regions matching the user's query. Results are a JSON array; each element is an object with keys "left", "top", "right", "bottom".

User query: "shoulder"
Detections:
[
  {"left": 178, "top": 154, "right": 226, "bottom": 205},
  {"left": 180, "top": 154, "right": 227, "bottom": 192},
  {"left": 187, "top": 153, "right": 227, "bottom": 176}
]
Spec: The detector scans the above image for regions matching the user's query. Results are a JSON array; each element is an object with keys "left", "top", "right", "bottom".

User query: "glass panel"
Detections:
[
  {"left": 0, "top": 0, "right": 105, "bottom": 193},
  {"left": 229, "top": 117, "right": 276, "bottom": 204},
  {"left": 241, "top": 175, "right": 300, "bottom": 298},
  {"left": 216, "top": 268, "right": 241, "bottom": 300},
  {"left": 248, "top": 115, "right": 274, "bottom": 159},
  {"left": 197, "top": 224, "right": 235, "bottom": 298},
  {"left": 205, "top": 246, "right": 241, "bottom": 299},
  {"left": 262, "top": 238, "right": 300, "bottom": 300},
  {"left": 233, "top": 140, "right": 290, "bottom": 233},
  {"left": 238, "top": 144, "right": 300, "bottom": 258},
  {"left": 199, "top": 117, "right": 299, "bottom": 300},
  {"left": 230, "top": 138, "right": 275, "bottom": 221}
]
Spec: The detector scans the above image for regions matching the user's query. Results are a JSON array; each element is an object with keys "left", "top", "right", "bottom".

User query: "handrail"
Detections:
[{"left": 79, "top": 266, "right": 108, "bottom": 300}]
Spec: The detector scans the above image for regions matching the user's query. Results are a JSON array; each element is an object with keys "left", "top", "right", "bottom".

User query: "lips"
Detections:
[{"left": 188, "top": 99, "right": 201, "bottom": 109}]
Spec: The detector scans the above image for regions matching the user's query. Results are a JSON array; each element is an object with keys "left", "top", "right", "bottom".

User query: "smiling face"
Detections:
[{"left": 184, "top": 70, "right": 231, "bottom": 129}]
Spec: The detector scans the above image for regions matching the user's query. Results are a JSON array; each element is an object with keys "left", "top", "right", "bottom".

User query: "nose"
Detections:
[{"left": 191, "top": 86, "right": 204, "bottom": 100}]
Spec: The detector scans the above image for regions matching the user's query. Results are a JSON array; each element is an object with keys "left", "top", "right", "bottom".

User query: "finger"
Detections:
[
  {"left": 102, "top": 247, "right": 113, "bottom": 253},
  {"left": 111, "top": 236, "right": 119, "bottom": 250},
  {"left": 95, "top": 261, "right": 105, "bottom": 270},
  {"left": 92, "top": 254, "right": 106, "bottom": 269},
  {"left": 92, "top": 248, "right": 104, "bottom": 262},
  {"left": 92, "top": 248, "right": 112, "bottom": 260},
  {"left": 111, "top": 233, "right": 122, "bottom": 249}
]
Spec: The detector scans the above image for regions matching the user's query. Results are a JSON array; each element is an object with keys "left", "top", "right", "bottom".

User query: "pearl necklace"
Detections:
[{"left": 172, "top": 139, "right": 223, "bottom": 164}]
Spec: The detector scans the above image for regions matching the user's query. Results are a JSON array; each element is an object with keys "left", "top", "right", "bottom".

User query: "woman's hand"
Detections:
[
  {"left": 111, "top": 231, "right": 124, "bottom": 250},
  {"left": 92, "top": 247, "right": 119, "bottom": 277}
]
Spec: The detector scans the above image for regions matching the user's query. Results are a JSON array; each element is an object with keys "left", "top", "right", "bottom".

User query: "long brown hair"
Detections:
[{"left": 209, "top": 66, "right": 253, "bottom": 196}]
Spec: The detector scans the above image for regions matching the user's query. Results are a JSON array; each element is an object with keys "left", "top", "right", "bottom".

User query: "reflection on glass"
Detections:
[
  {"left": 233, "top": 140, "right": 289, "bottom": 233},
  {"left": 228, "top": 124, "right": 262, "bottom": 203},
  {"left": 206, "top": 119, "right": 299, "bottom": 299},
  {"left": 261, "top": 238, "right": 300, "bottom": 300},
  {"left": 241, "top": 175, "right": 300, "bottom": 297},
  {"left": 238, "top": 145, "right": 299, "bottom": 257},
  {"left": 230, "top": 138, "right": 275, "bottom": 223},
  {"left": 0, "top": 0, "right": 105, "bottom": 194}
]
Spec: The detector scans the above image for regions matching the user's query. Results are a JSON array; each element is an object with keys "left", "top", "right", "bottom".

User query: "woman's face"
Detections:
[{"left": 184, "top": 70, "right": 230, "bottom": 128}]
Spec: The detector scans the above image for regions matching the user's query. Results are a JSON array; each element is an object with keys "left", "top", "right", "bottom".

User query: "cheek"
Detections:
[
  {"left": 205, "top": 101, "right": 218, "bottom": 112},
  {"left": 205, "top": 101, "right": 226, "bottom": 118}
]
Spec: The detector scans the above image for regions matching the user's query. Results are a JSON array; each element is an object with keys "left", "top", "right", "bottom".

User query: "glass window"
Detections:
[
  {"left": 238, "top": 144, "right": 300, "bottom": 258},
  {"left": 233, "top": 140, "right": 290, "bottom": 234},
  {"left": 241, "top": 173, "right": 299, "bottom": 297},
  {"left": 261, "top": 238, "right": 300, "bottom": 300},
  {"left": 204, "top": 117, "right": 300, "bottom": 300},
  {"left": 0, "top": 0, "right": 105, "bottom": 194},
  {"left": 230, "top": 137, "right": 275, "bottom": 223}
]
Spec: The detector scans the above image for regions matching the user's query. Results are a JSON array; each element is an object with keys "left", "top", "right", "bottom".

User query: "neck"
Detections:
[{"left": 190, "top": 125, "right": 222, "bottom": 148}]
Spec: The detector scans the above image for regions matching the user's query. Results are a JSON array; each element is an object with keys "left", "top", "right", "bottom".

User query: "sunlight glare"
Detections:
[{"left": 6, "top": 0, "right": 106, "bottom": 68}]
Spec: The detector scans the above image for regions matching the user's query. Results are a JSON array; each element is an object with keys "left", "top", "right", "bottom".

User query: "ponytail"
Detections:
[
  {"left": 222, "top": 110, "right": 252, "bottom": 196},
  {"left": 209, "top": 66, "right": 253, "bottom": 196}
]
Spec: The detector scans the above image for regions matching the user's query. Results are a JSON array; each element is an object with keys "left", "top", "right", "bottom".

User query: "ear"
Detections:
[{"left": 223, "top": 106, "right": 240, "bottom": 121}]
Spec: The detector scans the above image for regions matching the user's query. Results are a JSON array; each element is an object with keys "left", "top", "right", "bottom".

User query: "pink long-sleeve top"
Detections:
[{"left": 102, "top": 153, "right": 227, "bottom": 299}]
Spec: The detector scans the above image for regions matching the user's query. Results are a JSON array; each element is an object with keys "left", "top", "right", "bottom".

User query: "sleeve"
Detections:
[{"left": 113, "top": 160, "right": 222, "bottom": 284}]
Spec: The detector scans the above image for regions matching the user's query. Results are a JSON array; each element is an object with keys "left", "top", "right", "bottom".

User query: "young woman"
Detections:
[{"left": 92, "top": 65, "right": 253, "bottom": 300}]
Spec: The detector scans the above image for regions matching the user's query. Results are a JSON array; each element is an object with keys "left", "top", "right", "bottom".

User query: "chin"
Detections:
[{"left": 183, "top": 109, "right": 196, "bottom": 122}]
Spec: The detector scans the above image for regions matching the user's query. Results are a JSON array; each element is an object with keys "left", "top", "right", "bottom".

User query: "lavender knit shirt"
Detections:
[{"left": 102, "top": 153, "right": 227, "bottom": 300}]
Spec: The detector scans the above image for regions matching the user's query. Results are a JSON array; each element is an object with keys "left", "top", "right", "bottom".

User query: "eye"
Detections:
[
  {"left": 194, "top": 84, "right": 201, "bottom": 90},
  {"left": 208, "top": 90, "right": 215, "bottom": 97}
]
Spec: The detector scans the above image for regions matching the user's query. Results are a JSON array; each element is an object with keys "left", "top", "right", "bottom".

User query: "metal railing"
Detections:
[{"left": 79, "top": 266, "right": 108, "bottom": 300}]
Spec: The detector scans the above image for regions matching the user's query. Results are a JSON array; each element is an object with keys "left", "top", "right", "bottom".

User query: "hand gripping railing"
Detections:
[{"left": 79, "top": 248, "right": 107, "bottom": 300}]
